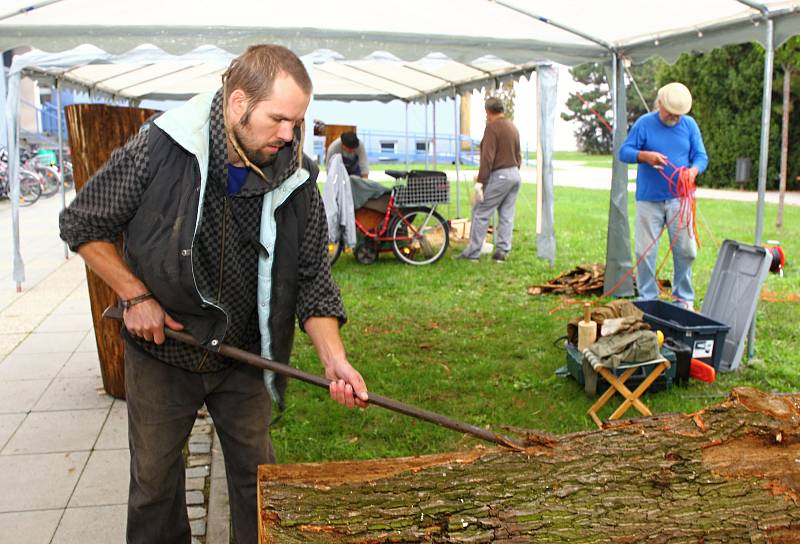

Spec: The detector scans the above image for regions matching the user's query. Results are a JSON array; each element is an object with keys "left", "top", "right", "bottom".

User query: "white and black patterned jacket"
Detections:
[{"left": 60, "top": 90, "right": 345, "bottom": 402}]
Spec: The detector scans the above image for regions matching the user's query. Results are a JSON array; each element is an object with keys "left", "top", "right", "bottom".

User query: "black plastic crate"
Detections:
[
  {"left": 565, "top": 342, "right": 676, "bottom": 396},
  {"left": 394, "top": 170, "right": 449, "bottom": 206},
  {"left": 633, "top": 300, "right": 730, "bottom": 372}
]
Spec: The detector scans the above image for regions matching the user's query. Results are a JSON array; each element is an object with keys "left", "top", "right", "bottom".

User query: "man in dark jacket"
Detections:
[{"left": 60, "top": 45, "right": 368, "bottom": 544}]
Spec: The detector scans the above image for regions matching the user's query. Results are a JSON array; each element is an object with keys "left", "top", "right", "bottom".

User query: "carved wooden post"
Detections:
[{"left": 64, "top": 104, "right": 158, "bottom": 399}]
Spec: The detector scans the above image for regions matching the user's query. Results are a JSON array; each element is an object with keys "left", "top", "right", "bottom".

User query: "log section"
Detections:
[{"left": 259, "top": 387, "right": 800, "bottom": 542}]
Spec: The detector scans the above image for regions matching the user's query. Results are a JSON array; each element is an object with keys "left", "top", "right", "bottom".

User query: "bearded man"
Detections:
[
  {"left": 619, "top": 82, "right": 708, "bottom": 310},
  {"left": 60, "top": 45, "right": 368, "bottom": 544}
]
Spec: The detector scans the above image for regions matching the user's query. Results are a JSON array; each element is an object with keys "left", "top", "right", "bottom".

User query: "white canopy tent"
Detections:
[
  {"left": 2, "top": 1, "right": 800, "bottom": 327},
  {"left": 2, "top": 0, "right": 798, "bottom": 64},
  {"left": 6, "top": 45, "right": 540, "bottom": 104}
]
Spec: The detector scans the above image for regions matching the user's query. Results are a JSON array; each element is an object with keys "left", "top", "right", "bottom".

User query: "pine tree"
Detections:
[{"left": 562, "top": 58, "right": 665, "bottom": 154}]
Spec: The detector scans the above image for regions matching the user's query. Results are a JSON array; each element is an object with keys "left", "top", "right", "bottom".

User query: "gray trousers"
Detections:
[
  {"left": 125, "top": 341, "right": 275, "bottom": 544},
  {"left": 460, "top": 167, "right": 522, "bottom": 258}
]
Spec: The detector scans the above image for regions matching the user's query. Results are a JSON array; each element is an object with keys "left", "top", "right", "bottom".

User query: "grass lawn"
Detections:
[
  {"left": 271, "top": 181, "right": 800, "bottom": 463},
  {"left": 552, "top": 150, "right": 615, "bottom": 166},
  {"left": 321, "top": 162, "right": 481, "bottom": 173},
  {"left": 321, "top": 152, "right": 628, "bottom": 174}
]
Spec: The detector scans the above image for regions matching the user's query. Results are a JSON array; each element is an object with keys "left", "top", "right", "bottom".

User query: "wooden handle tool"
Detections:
[
  {"left": 577, "top": 303, "right": 597, "bottom": 351},
  {"left": 103, "top": 306, "right": 524, "bottom": 449}
]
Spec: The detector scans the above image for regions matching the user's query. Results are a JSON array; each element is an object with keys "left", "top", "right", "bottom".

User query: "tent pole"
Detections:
[
  {"left": 535, "top": 71, "right": 543, "bottom": 238},
  {"left": 424, "top": 98, "right": 429, "bottom": 169},
  {"left": 432, "top": 100, "right": 437, "bottom": 170},
  {"left": 13, "top": 96, "right": 23, "bottom": 292},
  {"left": 404, "top": 101, "right": 409, "bottom": 170},
  {"left": 453, "top": 90, "right": 461, "bottom": 218},
  {"left": 747, "top": 16, "right": 774, "bottom": 359},
  {"left": 0, "top": 0, "right": 64, "bottom": 22},
  {"left": 56, "top": 78, "right": 69, "bottom": 260},
  {"left": 611, "top": 54, "right": 617, "bottom": 124},
  {"left": 492, "top": 0, "right": 613, "bottom": 50}
]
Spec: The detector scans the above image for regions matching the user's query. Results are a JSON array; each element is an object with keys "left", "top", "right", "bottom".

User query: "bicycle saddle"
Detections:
[{"left": 384, "top": 170, "right": 408, "bottom": 180}]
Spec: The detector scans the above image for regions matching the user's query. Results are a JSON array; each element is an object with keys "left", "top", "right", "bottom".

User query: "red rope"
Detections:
[
  {"left": 575, "top": 92, "right": 612, "bottom": 133},
  {"left": 658, "top": 160, "right": 700, "bottom": 249},
  {"left": 545, "top": 160, "right": 704, "bottom": 314}
]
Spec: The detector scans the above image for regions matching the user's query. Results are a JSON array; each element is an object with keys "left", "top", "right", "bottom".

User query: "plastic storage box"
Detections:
[
  {"left": 701, "top": 240, "right": 772, "bottom": 372},
  {"left": 633, "top": 300, "right": 730, "bottom": 372},
  {"left": 565, "top": 342, "right": 676, "bottom": 396}
]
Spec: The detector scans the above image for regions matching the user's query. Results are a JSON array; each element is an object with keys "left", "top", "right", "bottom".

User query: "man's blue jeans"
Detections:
[{"left": 635, "top": 198, "right": 697, "bottom": 307}]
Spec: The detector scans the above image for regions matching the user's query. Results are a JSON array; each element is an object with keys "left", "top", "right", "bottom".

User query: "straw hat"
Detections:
[{"left": 657, "top": 82, "right": 692, "bottom": 115}]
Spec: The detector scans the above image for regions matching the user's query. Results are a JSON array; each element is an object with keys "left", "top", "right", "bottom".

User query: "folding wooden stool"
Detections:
[{"left": 584, "top": 352, "right": 671, "bottom": 428}]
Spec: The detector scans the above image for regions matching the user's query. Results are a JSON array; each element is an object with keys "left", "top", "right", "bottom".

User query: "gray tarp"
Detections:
[
  {"left": 536, "top": 64, "right": 557, "bottom": 265},
  {"left": 604, "top": 59, "right": 635, "bottom": 297}
]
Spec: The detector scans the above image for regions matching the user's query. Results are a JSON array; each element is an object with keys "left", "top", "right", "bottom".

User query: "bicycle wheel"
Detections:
[
  {"left": 327, "top": 238, "right": 344, "bottom": 266},
  {"left": 18, "top": 170, "right": 42, "bottom": 206},
  {"left": 37, "top": 165, "right": 62, "bottom": 197},
  {"left": 389, "top": 207, "right": 449, "bottom": 265},
  {"left": 62, "top": 161, "right": 75, "bottom": 190}
]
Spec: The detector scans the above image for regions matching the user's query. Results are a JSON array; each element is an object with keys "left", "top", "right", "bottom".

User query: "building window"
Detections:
[
  {"left": 416, "top": 140, "right": 428, "bottom": 153},
  {"left": 380, "top": 141, "right": 396, "bottom": 153}
]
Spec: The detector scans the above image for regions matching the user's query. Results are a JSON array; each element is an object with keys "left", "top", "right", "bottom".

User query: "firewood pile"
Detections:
[{"left": 527, "top": 263, "right": 605, "bottom": 296}]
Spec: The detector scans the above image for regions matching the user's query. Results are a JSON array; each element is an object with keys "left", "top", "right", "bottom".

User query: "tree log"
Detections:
[
  {"left": 259, "top": 387, "right": 800, "bottom": 542},
  {"left": 65, "top": 104, "right": 158, "bottom": 399}
]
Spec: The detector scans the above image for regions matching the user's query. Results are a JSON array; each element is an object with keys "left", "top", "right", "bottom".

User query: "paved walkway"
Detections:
[
  {"left": 0, "top": 164, "right": 796, "bottom": 543},
  {"left": 0, "top": 194, "right": 229, "bottom": 543}
]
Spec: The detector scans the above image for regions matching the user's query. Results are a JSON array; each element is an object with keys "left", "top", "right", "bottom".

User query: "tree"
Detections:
[
  {"left": 624, "top": 56, "right": 666, "bottom": 123},
  {"left": 259, "top": 388, "right": 800, "bottom": 543},
  {"left": 562, "top": 58, "right": 665, "bottom": 154},
  {"left": 659, "top": 42, "right": 800, "bottom": 189},
  {"left": 774, "top": 36, "right": 800, "bottom": 226},
  {"left": 561, "top": 63, "right": 613, "bottom": 154},
  {"left": 485, "top": 80, "right": 515, "bottom": 120}
]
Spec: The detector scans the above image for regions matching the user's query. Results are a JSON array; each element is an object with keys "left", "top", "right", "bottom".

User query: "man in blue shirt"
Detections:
[{"left": 619, "top": 82, "right": 708, "bottom": 309}]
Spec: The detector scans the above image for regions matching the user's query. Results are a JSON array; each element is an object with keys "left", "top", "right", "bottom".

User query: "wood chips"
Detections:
[{"left": 527, "top": 263, "right": 605, "bottom": 296}]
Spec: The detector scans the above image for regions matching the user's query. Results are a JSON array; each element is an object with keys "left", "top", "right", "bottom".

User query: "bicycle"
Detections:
[
  {"left": 21, "top": 147, "right": 65, "bottom": 198},
  {"left": 0, "top": 148, "right": 43, "bottom": 206},
  {"left": 328, "top": 170, "right": 450, "bottom": 266}
]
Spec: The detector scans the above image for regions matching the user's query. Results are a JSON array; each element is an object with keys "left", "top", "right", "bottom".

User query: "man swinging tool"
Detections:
[
  {"left": 60, "top": 45, "right": 368, "bottom": 544},
  {"left": 619, "top": 82, "right": 708, "bottom": 310}
]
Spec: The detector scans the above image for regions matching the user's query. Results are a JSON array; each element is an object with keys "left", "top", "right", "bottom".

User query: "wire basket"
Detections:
[{"left": 394, "top": 171, "right": 449, "bottom": 206}]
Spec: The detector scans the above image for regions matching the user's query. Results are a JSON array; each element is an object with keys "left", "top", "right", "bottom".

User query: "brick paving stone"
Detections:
[
  {"left": 189, "top": 433, "right": 212, "bottom": 445},
  {"left": 185, "top": 466, "right": 209, "bottom": 478},
  {"left": 186, "top": 490, "right": 205, "bottom": 505},
  {"left": 191, "top": 519, "right": 207, "bottom": 537},
  {"left": 189, "top": 441, "right": 212, "bottom": 455},
  {"left": 186, "top": 477, "right": 205, "bottom": 491},
  {"left": 188, "top": 506, "right": 207, "bottom": 520},
  {"left": 192, "top": 423, "right": 212, "bottom": 434},
  {"left": 187, "top": 454, "right": 211, "bottom": 467}
]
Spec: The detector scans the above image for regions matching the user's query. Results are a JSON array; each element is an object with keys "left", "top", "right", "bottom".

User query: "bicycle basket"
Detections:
[{"left": 394, "top": 171, "right": 449, "bottom": 206}]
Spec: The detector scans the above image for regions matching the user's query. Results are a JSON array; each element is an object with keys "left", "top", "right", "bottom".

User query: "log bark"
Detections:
[
  {"left": 259, "top": 387, "right": 800, "bottom": 543},
  {"left": 64, "top": 104, "right": 158, "bottom": 399}
]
